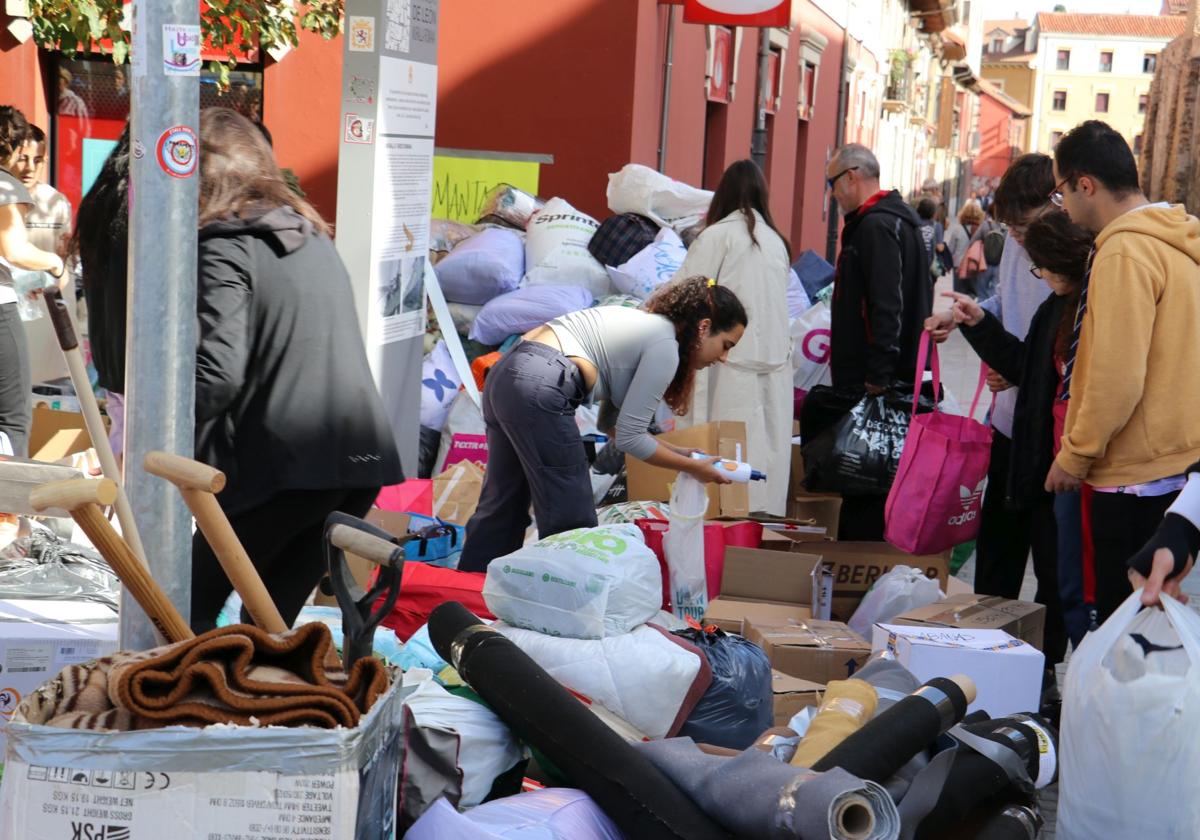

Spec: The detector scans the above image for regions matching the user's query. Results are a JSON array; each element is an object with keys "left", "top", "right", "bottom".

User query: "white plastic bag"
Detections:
[
  {"left": 791, "top": 298, "right": 833, "bottom": 392},
  {"left": 495, "top": 622, "right": 704, "bottom": 739},
  {"left": 786, "top": 267, "right": 812, "bottom": 321},
  {"left": 605, "top": 227, "right": 688, "bottom": 301},
  {"left": 406, "top": 788, "right": 624, "bottom": 840},
  {"left": 524, "top": 197, "right": 612, "bottom": 298},
  {"left": 664, "top": 472, "right": 709, "bottom": 622},
  {"left": 606, "top": 163, "right": 714, "bottom": 232},
  {"left": 435, "top": 390, "right": 486, "bottom": 473},
  {"left": 848, "top": 565, "right": 942, "bottom": 637},
  {"left": 1058, "top": 591, "right": 1200, "bottom": 839},
  {"left": 420, "top": 340, "right": 463, "bottom": 431},
  {"left": 483, "top": 524, "right": 662, "bottom": 638}
]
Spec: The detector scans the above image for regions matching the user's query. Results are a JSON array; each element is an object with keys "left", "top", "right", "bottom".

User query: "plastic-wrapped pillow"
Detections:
[
  {"left": 420, "top": 340, "right": 463, "bottom": 432},
  {"left": 470, "top": 285, "right": 595, "bottom": 345},
  {"left": 435, "top": 227, "right": 525, "bottom": 305}
]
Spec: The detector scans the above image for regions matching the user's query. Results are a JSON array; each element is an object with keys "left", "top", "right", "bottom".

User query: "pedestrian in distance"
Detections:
[
  {"left": 189, "top": 107, "right": 402, "bottom": 631},
  {"left": 672, "top": 159, "right": 792, "bottom": 516},
  {"left": 458, "top": 276, "right": 747, "bottom": 572},
  {"left": 946, "top": 202, "right": 984, "bottom": 296},
  {"left": 1044, "top": 119, "right": 1200, "bottom": 623},
  {"left": 0, "top": 106, "right": 67, "bottom": 456}
]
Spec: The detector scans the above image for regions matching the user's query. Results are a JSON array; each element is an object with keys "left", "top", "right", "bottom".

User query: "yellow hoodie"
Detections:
[{"left": 1057, "top": 204, "right": 1200, "bottom": 486}]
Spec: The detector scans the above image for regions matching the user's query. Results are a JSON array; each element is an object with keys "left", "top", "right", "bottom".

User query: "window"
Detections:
[
  {"left": 1056, "top": 49, "right": 1071, "bottom": 70},
  {"left": 1139, "top": 93, "right": 1149, "bottom": 114},
  {"left": 1099, "top": 51, "right": 1113, "bottom": 72},
  {"left": 991, "top": 38, "right": 1004, "bottom": 53},
  {"left": 1144, "top": 53, "right": 1158, "bottom": 73},
  {"left": 1050, "top": 131, "right": 1064, "bottom": 148},
  {"left": 1053, "top": 90, "right": 1067, "bottom": 111},
  {"left": 1096, "top": 92, "right": 1110, "bottom": 112},
  {"left": 1134, "top": 134, "right": 1144, "bottom": 156}
]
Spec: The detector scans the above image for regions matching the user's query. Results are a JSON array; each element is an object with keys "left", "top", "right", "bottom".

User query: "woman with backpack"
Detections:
[{"left": 946, "top": 202, "right": 984, "bottom": 296}]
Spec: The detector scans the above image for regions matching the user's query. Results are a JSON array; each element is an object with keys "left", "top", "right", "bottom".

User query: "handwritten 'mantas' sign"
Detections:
[{"left": 683, "top": 0, "right": 792, "bottom": 27}]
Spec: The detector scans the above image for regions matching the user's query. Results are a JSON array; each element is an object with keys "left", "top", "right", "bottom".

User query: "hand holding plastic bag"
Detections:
[{"left": 1058, "top": 590, "right": 1200, "bottom": 838}]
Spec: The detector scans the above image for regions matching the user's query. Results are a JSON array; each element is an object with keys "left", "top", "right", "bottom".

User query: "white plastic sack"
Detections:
[
  {"left": 786, "top": 267, "right": 812, "bottom": 321},
  {"left": 401, "top": 671, "right": 526, "bottom": 810},
  {"left": 848, "top": 565, "right": 943, "bottom": 637},
  {"left": 1059, "top": 591, "right": 1200, "bottom": 839},
  {"left": 406, "top": 788, "right": 623, "bottom": 840},
  {"left": 421, "top": 340, "right": 463, "bottom": 431},
  {"left": 483, "top": 524, "right": 662, "bottom": 639},
  {"left": 664, "top": 472, "right": 709, "bottom": 622},
  {"left": 469, "top": 285, "right": 595, "bottom": 345},
  {"left": 524, "top": 197, "right": 613, "bottom": 298},
  {"left": 606, "top": 163, "right": 714, "bottom": 232},
  {"left": 435, "top": 226, "right": 526, "bottom": 306},
  {"left": 436, "top": 390, "right": 486, "bottom": 473},
  {"left": 445, "top": 301, "right": 483, "bottom": 338},
  {"left": 791, "top": 298, "right": 833, "bottom": 392},
  {"left": 606, "top": 227, "right": 688, "bottom": 301},
  {"left": 495, "top": 622, "right": 704, "bottom": 739}
]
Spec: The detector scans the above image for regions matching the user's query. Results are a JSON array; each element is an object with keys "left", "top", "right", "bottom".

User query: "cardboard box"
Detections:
[
  {"left": 431, "top": 460, "right": 484, "bottom": 526},
  {"left": 752, "top": 498, "right": 842, "bottom": 541},
  {"left": 768, "top": 540, "right": 951, "bottom": 622},
  {"left": 0, "top": 599, "right": 119, "bottom": 755},
  {"left": 704, "top": 598, "right": 812, "bottom": 635},
  {"left": 771, "top": 670, "right": 824, "bottom": 727},
  {"left": 746, "top": 618, "right": 872, "bottom": 684},
  {"left": 626, "top": 421, "right": 750, "bottom": 519},
  {"left": 872, "top": 623, "right": 1045, "bottom": 717},
  {"left": 313, "top": 509, "right": 409, "bottom": 608},
  {"left": 892, "top": 593, "right": 1047, "bottom": 651},
  {"left": 719, "top": 546, "right": 822, "bottom": 607},
  {"left": 29, "top": 406, "right": 100, "bottom": 463}
]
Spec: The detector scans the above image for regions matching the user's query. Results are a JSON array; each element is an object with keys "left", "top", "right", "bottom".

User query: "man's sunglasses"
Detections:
[{"left": 827, "top": 166, "right": 859, "bottom": 189}]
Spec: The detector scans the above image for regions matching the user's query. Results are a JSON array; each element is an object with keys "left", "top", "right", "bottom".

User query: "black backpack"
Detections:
[{"left": 983, "top": 224, "right": 1006, "bottom": 267}]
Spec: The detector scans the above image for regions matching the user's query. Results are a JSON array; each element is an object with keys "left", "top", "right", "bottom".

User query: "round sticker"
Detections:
[
  {"left": 0, "top": 686, "right": 21, "bottom": 719},
  {"left": 156, "top": 125, "right": 198, "bottom": 179}
]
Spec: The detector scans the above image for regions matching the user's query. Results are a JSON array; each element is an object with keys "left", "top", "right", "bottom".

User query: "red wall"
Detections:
[
  {"left": 0, "top": 21, "right": 50, "bottom": 135},
  {"left": 974, "top": 91, "right": 1019, "bottom": 185}
]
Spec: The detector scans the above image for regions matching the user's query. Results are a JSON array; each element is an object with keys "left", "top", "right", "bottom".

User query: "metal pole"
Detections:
[
  {"left": 826, "top": 29, "right": 850, "bottom": 264},
  {"left": 121, "top": 0, "right": 199, "bottom": 649},
  {"left": 657, "top": 5, "right": 677, "bottom": 173},
  {"left": 751, "top": 27, "right": 771, "bottom": 169}
]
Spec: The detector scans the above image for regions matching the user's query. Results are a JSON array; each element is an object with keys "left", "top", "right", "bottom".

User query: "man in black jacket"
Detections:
[
  {"left": 822, "top": 145, "right": 932, "bottom": 539},
  {"left": 826, "top": 145, "right": 932, "bottom": 393}
]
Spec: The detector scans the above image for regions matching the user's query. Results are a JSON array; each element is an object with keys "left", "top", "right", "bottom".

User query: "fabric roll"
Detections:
[
  {"left": 637, "top": 737, "right": 900, "bottom": 840},
  {"left": 914, "top": 717, "right": 1044, "bottom": 839},
  {"left": 427, "top": 602, "right": 729, "bottom": 840},
  {"left": 791, "top": 679, "right": 878, "bottom": 769},
  {"left": 813, "top": 677, "right": 969, "bottom": 784},
  {"left": 853, "top": 657, "right": 927, "bottom": 801}
]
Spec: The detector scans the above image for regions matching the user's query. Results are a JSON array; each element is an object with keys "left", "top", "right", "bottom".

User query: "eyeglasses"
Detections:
[
  {"left": 1030, "top": 266, "right": 1044, "bottom": 279},
  {"left": 826, "top": 167, "right": 859, "bottom": 190},
  {"left": 1049, "top": 177, "right": 1071, "bottom": 208}
]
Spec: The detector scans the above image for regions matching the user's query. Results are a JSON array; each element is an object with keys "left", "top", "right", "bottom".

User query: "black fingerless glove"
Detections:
[{"left": 1127, "top": 513, "right": 1200, "bottom": 579}]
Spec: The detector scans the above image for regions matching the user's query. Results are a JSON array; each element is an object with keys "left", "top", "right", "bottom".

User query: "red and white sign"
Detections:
[
  {"left": 708, "top": 26, "right": 733, "bottom": 103},
  {"left": 684, "top": 0, "right": 791, "bottom": 27}
]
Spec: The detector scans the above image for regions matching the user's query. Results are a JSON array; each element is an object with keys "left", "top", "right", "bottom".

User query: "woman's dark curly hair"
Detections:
[
  {"left": 1022, "top": 209, "right": 1093, "bottom": 360},
  {"left": 0, "top": 106, "right": 31, "bottom": 162},
  {"left": 646, "top": 275, "right": 748, "bottom": 415}
]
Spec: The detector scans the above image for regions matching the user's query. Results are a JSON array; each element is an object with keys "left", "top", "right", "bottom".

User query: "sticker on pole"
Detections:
[
  {"left": 156, "top": 126, "right": 198, "bottom": 179},
  {"left": 344, "top": 114, "right": 375, "bottom": 145},
  {"left": 162, "top": 24, "right": 201, "bottom": 76}
]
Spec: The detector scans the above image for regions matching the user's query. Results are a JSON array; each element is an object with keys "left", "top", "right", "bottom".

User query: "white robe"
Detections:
[{"left": 673, "top": 210, "right": 792, "bottom": 515}]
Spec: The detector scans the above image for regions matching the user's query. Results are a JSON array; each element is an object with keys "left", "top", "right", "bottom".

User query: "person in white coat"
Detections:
[{"left": 672, "top": 160, "right": 792, "bottom": 515}]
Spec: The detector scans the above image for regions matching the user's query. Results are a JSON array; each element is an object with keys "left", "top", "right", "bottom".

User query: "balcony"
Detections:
[{"left": 883, "top": 79, "right": 910, "bottom": 113}]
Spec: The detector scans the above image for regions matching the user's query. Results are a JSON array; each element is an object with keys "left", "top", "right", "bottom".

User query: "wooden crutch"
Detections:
[
  {"left": 41, "top": 288, "right": 147, "bottom": 565},
  {"left": 29, "top": 477, "right": 193, "bottom": 644},
  {"left": 142, "top": 451, "right": 288, "bottom": 634}
]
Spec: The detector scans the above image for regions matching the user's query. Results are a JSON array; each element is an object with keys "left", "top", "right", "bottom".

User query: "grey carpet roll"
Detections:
[
  {"left": 854, "top": 657, "right": 928, "bottom": 801},
  {"left": 637, "top": 737, "right": 900, "bottom": 840}
]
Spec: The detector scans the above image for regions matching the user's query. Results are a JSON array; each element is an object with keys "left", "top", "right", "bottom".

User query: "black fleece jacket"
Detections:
[
  {"left": 196, "top": 206, "right": 402, "bottom": 514},
  {"left": 830, "top": 190, "right": 932, "bottom": 389}
]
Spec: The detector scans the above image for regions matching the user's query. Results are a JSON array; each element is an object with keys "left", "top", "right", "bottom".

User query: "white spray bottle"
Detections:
[{"left": 691, "top": 451, "right": 767, "bottom": 483}]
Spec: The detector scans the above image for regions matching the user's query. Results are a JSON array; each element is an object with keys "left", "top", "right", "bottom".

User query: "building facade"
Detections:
[
  {"left": 1027, "top": 13, "right": 1183, "bottom": 155},
  {"left": 1141, "top": 0, "right": 1200, "bottom": 207}
]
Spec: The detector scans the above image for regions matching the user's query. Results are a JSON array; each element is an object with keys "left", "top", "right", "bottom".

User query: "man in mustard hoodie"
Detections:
[{"left": 1045, "top": 120, "right": 1200, "bottom": 621}]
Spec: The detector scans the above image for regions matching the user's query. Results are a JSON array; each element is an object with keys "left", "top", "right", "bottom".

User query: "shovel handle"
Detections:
[
  {"left": 143, "top": 451, "right": 226, "bottom": 493},
  {"left": 328, "top": 524, "right": 405, "bottom": 568},
  {"left": 30, "top": 477, "right": 117, "bottom": 512},
  {"left": 43, "top": 288, "right": 78, "bottom": 352},
  {"left": 144, "top": 451, "right": 286, "bottom": 635}
]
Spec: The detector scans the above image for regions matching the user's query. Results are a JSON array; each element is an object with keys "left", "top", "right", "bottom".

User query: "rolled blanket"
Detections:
[{"left": 23, "top": 623, "right": 390, "bottom": 731}]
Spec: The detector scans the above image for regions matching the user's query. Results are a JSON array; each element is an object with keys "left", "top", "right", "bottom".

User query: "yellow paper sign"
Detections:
[{"left": 431, "top": 154, "right": 541, "bottom": 223}]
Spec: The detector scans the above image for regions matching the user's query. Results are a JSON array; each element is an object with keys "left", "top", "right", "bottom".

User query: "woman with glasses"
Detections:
[{"left": 935, "top": 209, "right": 1095, "bottom": 660}]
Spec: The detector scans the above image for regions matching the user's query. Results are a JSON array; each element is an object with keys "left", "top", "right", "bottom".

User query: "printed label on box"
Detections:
[{"left": 2, "top": 762, "right": 358, "bottom": 839}]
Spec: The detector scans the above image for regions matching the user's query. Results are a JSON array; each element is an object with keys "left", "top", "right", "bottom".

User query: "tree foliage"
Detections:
[{"left": 28, "top": 0, "right": 343, "bottom": 85}]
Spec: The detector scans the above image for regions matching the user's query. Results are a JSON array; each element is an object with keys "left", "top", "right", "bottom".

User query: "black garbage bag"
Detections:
[
  {"left": 673, "top": 624, "right": 773, "bottom": 750},
  {"left": 802, "top": 386, "right": 935, "bottom": 496}
]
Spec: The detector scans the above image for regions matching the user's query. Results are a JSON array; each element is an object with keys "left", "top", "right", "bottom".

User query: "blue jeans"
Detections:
[{"left": 1054, "top": 490, "right": 1091, "bottom": 647}]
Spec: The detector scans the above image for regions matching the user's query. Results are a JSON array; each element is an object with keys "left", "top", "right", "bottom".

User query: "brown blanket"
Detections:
[{"left": 23, "top": 623, "right": 390, "bottom": 731}]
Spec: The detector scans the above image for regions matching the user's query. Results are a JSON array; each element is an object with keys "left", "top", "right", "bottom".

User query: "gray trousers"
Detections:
[
  {"left": 459, "top": 341, "right": 597, "bottom": 571},
  {"left": 0, "top": 303, "right": 31, "bottom": 457}
]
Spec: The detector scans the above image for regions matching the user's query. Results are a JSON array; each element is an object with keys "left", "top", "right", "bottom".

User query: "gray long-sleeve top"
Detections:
[{"left": 546, "top": 306, "right": 679, "bottom": 461}]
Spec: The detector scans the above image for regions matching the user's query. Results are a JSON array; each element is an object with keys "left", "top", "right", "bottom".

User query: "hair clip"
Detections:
[{"left": 706, "top": 278, "right": 717, "bottom": 287}]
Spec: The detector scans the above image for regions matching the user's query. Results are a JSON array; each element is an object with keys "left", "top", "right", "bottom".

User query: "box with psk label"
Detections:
[{"left": 0, "top": 599, "right": 119, "bottom": 758}]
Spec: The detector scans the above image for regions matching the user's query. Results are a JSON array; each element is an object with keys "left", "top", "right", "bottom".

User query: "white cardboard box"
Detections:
[
  {"left": 0, "top": 599, "right": 119, "bottom": 755},
  {"left": 871, "top": 623, "right": 1044, "bottom": 717}
]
